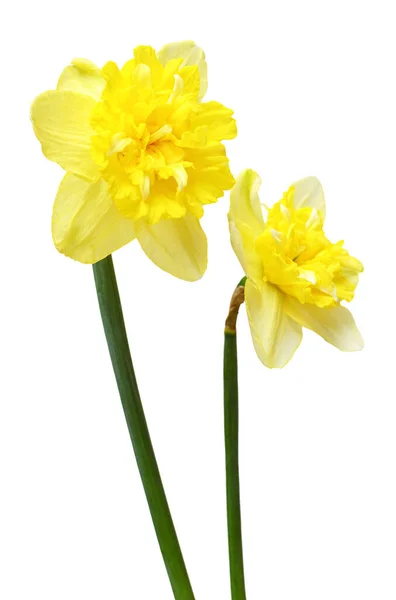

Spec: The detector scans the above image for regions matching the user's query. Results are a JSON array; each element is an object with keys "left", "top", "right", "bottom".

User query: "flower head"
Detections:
[
  {"left": 31, "top": 42, "right": 236, "bottom": 280},
  {"left": 228, "top": 170, "right": 363, "bottom": 367}
]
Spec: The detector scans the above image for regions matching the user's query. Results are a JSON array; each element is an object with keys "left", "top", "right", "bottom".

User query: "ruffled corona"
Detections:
[
  {"left": 31, "top": 42, "right": 236, "bottom": 280},
  {"left": 228, "top": 170, "right": 363, "bottom": 368},
  {"left": 90, "top": 46, "right": 236, "bottom": 224},
  {"left": 255, "top": 185, "right": 363, "bottom": 308}
]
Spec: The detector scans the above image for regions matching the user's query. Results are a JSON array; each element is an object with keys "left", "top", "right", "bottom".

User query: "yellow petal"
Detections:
[
  {"left": 230, "top": 169, "right": 265, "bottom": 233},
  {"left": 157, "top": 41, "right": 208, "bottom": 99},
  {"left": 189, "top": 101, "right": 237, "bottom": 143},
  {"left": 245, "top": 279, "right": 303, "bottom": 368},
  {"left": 52, "top": 173, "right": 135, "bottom": 264},
  {"left": 228, "top": 170, "right": 265, "bottom": 282},
  {"left": 182, "top": 143, "right": 234, "bottom": 218},
  {"left": 133, "top": 46, "right": 163, "bottom": 85},
  {"left": 31, "top": 90, "right": 99, "bottom": 181},
  {"left": 292, "top": 176, "right": 326, "bottom": 216},
  {"left": 57, "top": 59, "right": 105, "bottom": 100},
  {"left": 284, "top": 296, "right": 363, "bottom": 351},
  {"left": 136, "top": 213, "right": 207, "bottom": 281}
]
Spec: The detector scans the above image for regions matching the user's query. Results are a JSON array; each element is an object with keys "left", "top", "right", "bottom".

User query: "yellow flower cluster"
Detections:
[{"left": 31, "top": 41, "right": 363, "bottom": 366}]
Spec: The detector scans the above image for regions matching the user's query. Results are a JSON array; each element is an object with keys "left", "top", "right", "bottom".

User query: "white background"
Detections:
[{"left": 1, "top": 0, "right": 395, "bottom": 598}]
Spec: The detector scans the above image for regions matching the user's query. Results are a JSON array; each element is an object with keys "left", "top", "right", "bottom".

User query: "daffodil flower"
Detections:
[
  {"left": 31, "top": 41, "right": 237, "bottom": 599},
  {"left": 31, "top": 41, "right": 236, "bottom": 281},
  {"left": 228, "top": 169, "right": 364, "bottom": 368}
]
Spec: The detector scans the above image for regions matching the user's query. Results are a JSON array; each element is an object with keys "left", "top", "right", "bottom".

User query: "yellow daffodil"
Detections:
[
  {"left": 31, "top": 41, "right": 236, "bottom": 280},
  {"left": 228, "top": 170, "right": 364, "bottom": 367}
]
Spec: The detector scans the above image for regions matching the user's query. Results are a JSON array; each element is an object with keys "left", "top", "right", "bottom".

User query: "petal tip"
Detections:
[{"left": 345, "top": 330, "right": 364, "bottom": 352}]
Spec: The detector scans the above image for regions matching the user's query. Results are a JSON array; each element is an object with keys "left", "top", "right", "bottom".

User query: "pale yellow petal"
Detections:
[
  {"left": 31, "top": 90, "right": 99, "bottom": 181},
  {"left": 52, "top": 173, "right": 135, "bottom": 264},
  {"left": 57, "top": 58, "right": 105, "bottom": 100},
  {"left": 228, "top": 170, "right": 265, "bottom": 282},
  {"left": 292, "top": 176, "right": 326, "bottom": 216},
  {"left": 284, "top": 296, "right": 363, "bottom": 351},
  {"left": 245, "top": 279, "right": 303, "bottom": 368},
  {"left": 228, "top": 220, "right": 263, "bottom": 284},
  {"left": 136, "top": 213, "right": 207, "bottom": 281},
  {"left": 157, "top": 41, "right": 208, "bottom": 99},
  {"left": 230, "top": 169, "right": 265, "bottom": 234}
]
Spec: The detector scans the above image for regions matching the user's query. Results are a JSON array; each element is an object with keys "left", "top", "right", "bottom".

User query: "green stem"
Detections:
[
  {"left": 93, "top": 255, "right": 195, "bottom": 600},
  {"left": 224, "top": 283, "right": 247, "bottom": 600}
]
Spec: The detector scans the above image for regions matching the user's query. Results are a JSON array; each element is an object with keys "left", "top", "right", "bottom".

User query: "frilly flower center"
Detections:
[
  {"left": 256, "top": 186, "right": 363, "bottom": 308},
  {"left": 89, "top": 47, "right": 236, "bottom": 225}
]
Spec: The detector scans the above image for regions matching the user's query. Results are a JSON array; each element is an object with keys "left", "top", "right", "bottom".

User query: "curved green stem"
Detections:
[
  {"left": 224, "top": 283, "right": 247, "bottom": 600},
  {"left": 93, "top": 255, "right": 195, "bottom": 600}
]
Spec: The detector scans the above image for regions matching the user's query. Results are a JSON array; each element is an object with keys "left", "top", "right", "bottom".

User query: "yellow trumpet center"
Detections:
[
  {"left": 89, "top": 46, "right": 236, "bottom": 224},
  {"left": 256, "top": 186, "right": 363, "bottom": 308}
]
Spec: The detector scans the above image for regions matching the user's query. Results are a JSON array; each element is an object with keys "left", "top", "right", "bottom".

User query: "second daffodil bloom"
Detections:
[
  {"left": 31, "top": 42, "right": 236, "bottom": 281},
  {"left": 228, "top": 170, "right": 364, "bottom": 368}
]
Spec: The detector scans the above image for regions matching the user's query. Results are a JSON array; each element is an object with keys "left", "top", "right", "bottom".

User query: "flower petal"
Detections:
[
  {"left": 284, "top": 296, "right": 363, "bottom": 351},
  {"left": 183, "top": 101, "right": 236, "bottom": 144},
  {"left": 182, "top": 143, "right": 234, "bottom": 218},
  {"left": 52, "top": 173, "right": 135, "bottom": 264},
  {"left": 136, "top": 213, "right": 207, "bottom": 281},
  {"left": 228, "top": 170, "right": 265, "bottom": 282},
  {"left": 57, "top": 58, "right": 105, "bottom": 100},
  {"left": 245, "top": 279, "right": 303, "bottom": 368},
  {"left": 230, "top": 169, "right": 265, "bottom": 233},
  {"left": 31, "top": 90, "right": 99, "bottom": 181},
  {"left": 157, "top": 41, "right": 208, "bottom": 99},
  {"left": 292, "top": 176, "right": 326, "bottom": 216}
]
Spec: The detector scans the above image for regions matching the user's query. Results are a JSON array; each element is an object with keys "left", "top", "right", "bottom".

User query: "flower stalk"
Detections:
[
  {"left": 224, "top": 279, "right": 247, "bottom": 600},
  {"left": 93, "top": 255, "right": 195, "bottom": 600}
]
